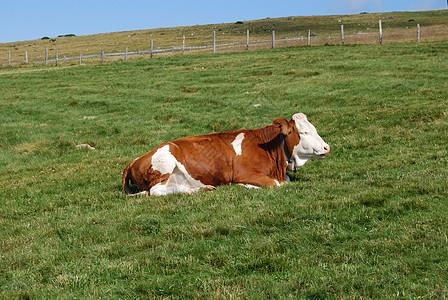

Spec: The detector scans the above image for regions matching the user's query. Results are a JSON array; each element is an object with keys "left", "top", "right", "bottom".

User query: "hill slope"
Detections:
[{"left": 1, "top": 10, "right": 448, "bottom": 65}]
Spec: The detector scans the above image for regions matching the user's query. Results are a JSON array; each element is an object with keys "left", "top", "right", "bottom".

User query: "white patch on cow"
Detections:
[
  {"left": 274, "top": 179, "right": 281, "bottom": 186},
  {"left": 291, "top": 113, "right": 330, "bottom": 167},
  {"left": 149, "top": 144, "right": 208, "bottom": 196},
  {"left": 231, "top": 133, "right": 245, "bottom": 156},
  {"left": 151, "top": 145, "right": 177, "bottom": 175},
  {"left": 150, "top": 183, "right": 180, "bottom": 196}
]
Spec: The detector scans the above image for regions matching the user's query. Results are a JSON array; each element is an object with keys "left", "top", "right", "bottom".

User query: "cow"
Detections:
[{"left": 122, "top": 113, "right": 330, "bottom": 196}]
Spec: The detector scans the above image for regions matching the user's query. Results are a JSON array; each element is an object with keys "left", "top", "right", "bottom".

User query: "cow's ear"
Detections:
[{"left": 273, "top": 118, "right": 291, "bottom": 135}]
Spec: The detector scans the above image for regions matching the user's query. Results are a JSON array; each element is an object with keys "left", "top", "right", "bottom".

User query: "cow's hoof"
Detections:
[{"left": 202, "top": 185, "right": 216, "bottom": 192}]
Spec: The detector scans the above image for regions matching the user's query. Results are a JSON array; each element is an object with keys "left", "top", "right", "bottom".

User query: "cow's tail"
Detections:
[{"left": 122, "top": 161, "right": 143, "bottom": 195}]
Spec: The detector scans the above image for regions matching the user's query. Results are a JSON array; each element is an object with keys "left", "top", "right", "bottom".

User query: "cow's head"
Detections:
[{"left": 274, "top": 113, "right": 330, "bottom": 168}]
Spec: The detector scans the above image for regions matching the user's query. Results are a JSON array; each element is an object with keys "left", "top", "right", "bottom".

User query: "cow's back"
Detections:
[{"left": 169, "top": 131, "right": 245, "bottom": 186}]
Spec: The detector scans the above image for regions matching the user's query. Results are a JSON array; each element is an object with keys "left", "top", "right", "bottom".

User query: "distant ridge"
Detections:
[{"left": 1, "top": 10, "right": 447, "bottom": 65}]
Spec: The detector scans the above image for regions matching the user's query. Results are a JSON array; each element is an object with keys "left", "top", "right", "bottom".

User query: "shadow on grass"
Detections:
[{"left": 287, "top": 171, "right": 312, "bottom": 182}]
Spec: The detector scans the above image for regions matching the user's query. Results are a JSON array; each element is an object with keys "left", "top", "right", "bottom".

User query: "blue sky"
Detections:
[{"left": 1, "top": 0, "right": 446, "bottom": 43}]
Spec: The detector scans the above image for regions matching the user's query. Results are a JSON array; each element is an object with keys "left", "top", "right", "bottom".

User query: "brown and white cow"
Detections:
[{"left": 122, "top": 113, "right": 330, "bottom": 196}]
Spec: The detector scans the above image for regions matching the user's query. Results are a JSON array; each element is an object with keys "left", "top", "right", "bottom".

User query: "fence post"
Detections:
[
  {"left": 45, "top": 48, "right": 48, "bottom": 65},
  {"left": 308, "top": 30, "right": 311, "bottom": 46},
  {"left": 25, "top": 51, "right": 28, "bottom": 63},
  {"left": 341, "top": 25, "right": 345, "bottom": 45},
  {"left": 79, "top": 52, "right": 82, "bottom": 65},
  {"left": 379, "top": 20, "right": 383, "bottom": 45},
  {"left": 150, "top": 40, "right": 153, "bottom": 58},
  {"left": 417, "top": 24, "right": 420, "bottom": 42},
  {"left": 246, "top": 30, "right": 249, "bottom": 50},
  {"left": 9, "top": 50, "right": 11, "bottom": 65},
  {"left": 272, "top": 30, "right": 275, "bottom": 48},
  {"left": 213, "top": 31, "right": 216, "bottom": 53},
  {"left": 125, "top": 46, "right": 128, "bottom": 61},
  {"left": 183, "top": 35, "right": 185, "bottom": 54},
  {"left": 101, "top": 50, "right": 104, "bottom": 64}
]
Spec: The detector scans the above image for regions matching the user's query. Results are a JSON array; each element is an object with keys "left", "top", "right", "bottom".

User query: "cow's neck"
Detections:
[
  {"left": 255, "top": 126, "right": 288, "bottom": 181},
  {"left": 281, "top": 134, "right": 292, "bottom": 163},
  {"left": 252, "top": 125, "right": 281, "bottom": 144}
]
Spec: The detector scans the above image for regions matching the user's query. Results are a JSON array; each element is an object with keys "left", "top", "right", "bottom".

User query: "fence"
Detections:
[{"left": 2, "top": 21, "right": 444, "bottom": 67}]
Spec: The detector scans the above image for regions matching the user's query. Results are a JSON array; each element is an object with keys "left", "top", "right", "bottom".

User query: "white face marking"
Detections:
[
  {"left": 231, "top": 133, "right": 245, "bottom": 156},
  {"left": 291, "top": 113, "right": 330, "bottom": 167},
  {"left": 150, "top": 144, "right": 208, "bottom": 196}
]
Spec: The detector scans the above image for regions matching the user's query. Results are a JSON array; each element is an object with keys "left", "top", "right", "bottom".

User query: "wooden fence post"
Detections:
[
  {"left": 45, "top": 48, "right": 48, "bottom": 65},
  {"left": 150, "top": 40, "right": 153, "bottom": 58},
  {"left": 182, "top": 35, "right": 185, "bottom": 54},
  {"left": 417, "top": 24, "right": 421, "bottom": 42},
  {"left": 125, "top": 46, "right": 128, "bottom": 61},
  {"left": 213, "top": 31, "right": 216, "bottom": 53},
  {"left": 379, "top": 20, "right": 383, "bottom": 44},
  {"left": 246, "top": 30, "right": 250, "bottom": 50},
  {"left": 101, "top": 50, "right": 104, "bottom": 64},
  {"left": 308, "top": 30, "right": 311, "bottom": 46},
  {"left": 25, "top": 51, "right": 28, "bottom": 63},
  {"left": 9, "top": 50, "right": 11, "bottom": 65},
  {"left": 79, "top": 52, "right": 82, "bottom": 65},
  {"left": 272, "top": 30, "right": 275, "bottom": 48},
  {"left": 341, "top": 25, "right": 345, "bottom": 45}
]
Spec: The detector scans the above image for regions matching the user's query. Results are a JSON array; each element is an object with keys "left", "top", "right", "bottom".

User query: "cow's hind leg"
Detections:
[
  {"left": 149, "top": 180, "right": 178, "bottom": 196},
  {"left": 149, "top": 165, "right": 214, "bottom": 196}
]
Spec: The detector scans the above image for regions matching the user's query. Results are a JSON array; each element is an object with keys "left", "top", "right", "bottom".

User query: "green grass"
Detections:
[{"left": 1, "top": 41, "right": 448, "bottom": 298}]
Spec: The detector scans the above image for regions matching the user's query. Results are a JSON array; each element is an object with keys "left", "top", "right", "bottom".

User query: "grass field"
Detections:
[
  {"left": 1, "top": 40, "right": 448, "bottom": 298},
  {"left": 1, "top": 9, "right": 448, "bottom": 65}
]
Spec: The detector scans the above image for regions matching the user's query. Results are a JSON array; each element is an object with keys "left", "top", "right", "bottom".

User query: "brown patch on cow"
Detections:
[
  {"left": 251, "top": 125, "right": 281, "bottom": 144},
  {"left": 144, "top": 168, "right": 170, "bottom": 190}
]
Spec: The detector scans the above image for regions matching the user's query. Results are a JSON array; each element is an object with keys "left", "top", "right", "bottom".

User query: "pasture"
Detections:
[{"left": 1, "top": 41, "right": 448, "bottom": 298}]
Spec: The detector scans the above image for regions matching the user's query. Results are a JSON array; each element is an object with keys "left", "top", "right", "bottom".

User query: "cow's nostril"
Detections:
[{"left": 324, "top": 145, "right": 330, "bottom": 153}]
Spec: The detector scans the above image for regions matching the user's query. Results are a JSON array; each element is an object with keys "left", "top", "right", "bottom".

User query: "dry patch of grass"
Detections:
[{"left": 14, "top": 139, "right": 48, "bottom": 154}]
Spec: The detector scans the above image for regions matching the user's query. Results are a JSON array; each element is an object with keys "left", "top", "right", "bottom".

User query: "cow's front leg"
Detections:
[
  {"left": 235, "top": 172, "right": 282, "bottom": 188},
  {"left": 201, "top": 185, "right": 216, "bottom": 192}
]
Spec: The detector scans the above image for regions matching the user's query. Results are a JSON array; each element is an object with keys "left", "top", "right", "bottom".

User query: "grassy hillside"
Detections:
[
  {"left": 1, "top": 10, "right": 448, "bottom": 65},
  {"left": 1, "top": 41, "right": 448, "bottom": 298}
]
